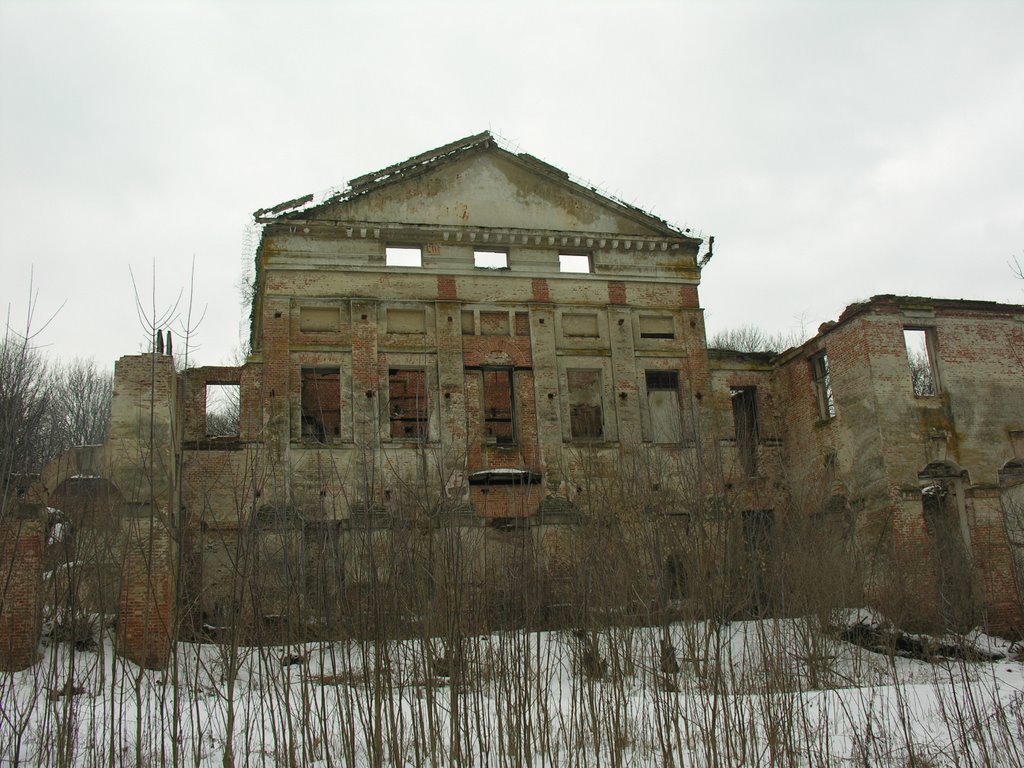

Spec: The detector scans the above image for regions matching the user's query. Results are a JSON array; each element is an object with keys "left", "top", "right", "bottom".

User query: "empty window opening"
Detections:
[
  {"left": 482, "top": 369, "right": 515, "bottom": 445},
  {"left": 567, "top": 369, "right": 603, "bottom": 439},
  {"left": 646, "top": 370, "right": 682, "bottom": 443},
  {"left": 810, "top": 352, "right": 836, "bottom": 420},
  {"left": 480, "top": 311, "right": 510, "bottom": 336},
  {"left": 731, "top": 387, "right": 759, "bottom": 476},
  {"left": 385, "top": 245, "right": 422, "bottom": 267},
  {"left": 559, "top": 253, "right": 592, "bottom": 274},
  {"left": 904, "top": 329, "right": 938, "bottom": 396},
  {"left": 301, "top": 369, "right": 341, "bottom": 442},
  {"left": 639, "top": 315, "right": 675, "bottom": 339},
  {"left": 474, "top": 249, "right": 508, "bottom": 269},
  {"left": 299, "top": 306, "right": 340, "bottom": 333},
  {"left": 206, "top": 384, "right": 240, "bottom": 437},
  {"left": 389, "top": 368, "right": 428, "bottom": 440}
]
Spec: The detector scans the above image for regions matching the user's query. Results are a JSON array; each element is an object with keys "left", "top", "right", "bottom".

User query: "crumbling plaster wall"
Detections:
[{"left": 769, "top": 299, "right": 1024, "bottom": 630}]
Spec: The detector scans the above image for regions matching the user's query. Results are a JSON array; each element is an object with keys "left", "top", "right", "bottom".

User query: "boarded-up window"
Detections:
[
  {"left": 639, "top": 315, "right": 675, "bottom": 339},
  {"left": 389, "top": 368, "right": 428, "bottom": 439},
  {"left": 482, "top": 369, "right": 515, "bottom": 444},
  {"left": 301, "top": 368, "right": 341, "bottom": 442},
  {"left": 563, "top": 313, "right": 599, "bottom": 338},
  {"left": 299, "top": 307, "right": 340, "bottom": 333},
  {"left": 387, "top": 308, "right": 426, "bottom": 334},
  {"left": 731, "top": 387, "right": 759, "bottom": 475},
  {"left": 568, "top": 369, "right": 603, "bottom": 439},
  {"left": 480, "top": 311, "right": 510, "bottom": 336},
  {"left": 646, "top": 370, "right": 682, "bottom": 443}
]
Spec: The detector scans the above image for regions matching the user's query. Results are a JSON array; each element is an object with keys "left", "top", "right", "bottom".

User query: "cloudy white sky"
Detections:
[{"left": 1, "top": 1, "right": 1022, "bottom": 368}]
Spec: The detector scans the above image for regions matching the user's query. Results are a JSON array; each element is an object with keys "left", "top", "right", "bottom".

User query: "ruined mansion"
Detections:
[{"left": 3, "top": 132, "right": 1023, "bottom": 669}]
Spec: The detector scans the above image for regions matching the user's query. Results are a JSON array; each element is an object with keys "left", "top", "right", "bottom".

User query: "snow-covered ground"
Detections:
[{"left": 2, "top": 613, "right": 1021, "bottom": 767}]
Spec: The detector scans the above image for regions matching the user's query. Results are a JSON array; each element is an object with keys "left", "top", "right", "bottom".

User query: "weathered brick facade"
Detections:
[{"left": 6, "top": 133, "right": 1023, "bottom": 668}]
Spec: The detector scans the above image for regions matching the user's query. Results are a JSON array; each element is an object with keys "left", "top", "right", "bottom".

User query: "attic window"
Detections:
[
  {"left": 559, "top": 253, "right": 591, "bottom": 274},
  {"left": 474, "top": 249, "right": 508, "bottom": 269},
  {"left": 385, "top": 246, "right": 422, "bottom": 267}
]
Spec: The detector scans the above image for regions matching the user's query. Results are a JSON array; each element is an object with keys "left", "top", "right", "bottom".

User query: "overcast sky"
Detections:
[{"left": 2, "top": 1, "right": 1022, "bottom": 369}]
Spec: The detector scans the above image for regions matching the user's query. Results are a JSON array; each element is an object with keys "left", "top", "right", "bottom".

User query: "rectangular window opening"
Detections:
[
  {"left": 301, "top": 369, "right": 341, "bottom": 442},
  {"left": 482, "top": 369, "right": 515, "bottom": 445},
  {"left": 731, "top": 387, "right": 759, "bottom": 476},
  {"left": 568, "top": 369, "right": 603, "bottom": 439},
  {"left": 474, "top": 249, "right": 508, "bottom": 269},
  {"left": 385, "top": 245, "right": 422, "bottom": 267},
  {"left": 646, "top": 370, "right": 682, "bottom": 443},
  {"left": 810, "top": 352, "right": 836, "bottom": 420},
  {"left": 904, "top": 328, "right": 938, "bottom": 396},
  {"left": 206, "top": 384, "right": 240, "bottom": 437},
  {"left": 559, "top": 253, "right": 592, "bottom": 274},
  {"left": 389, "top": 368, "right": 428, "bottom": 440}
]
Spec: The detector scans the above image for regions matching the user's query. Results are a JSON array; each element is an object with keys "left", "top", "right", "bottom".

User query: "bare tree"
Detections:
[
  {"left": 0, "top": 333, "right": 51, "bottom": 477},
  {"left": 45, "top": 358, "right": 113, "bottom": 450},
  {"left": 907, "top": 348, "right": 934, "bottom": 397},
  {"left": 708, "top": 325, "right": 805, "bottom": 354}
]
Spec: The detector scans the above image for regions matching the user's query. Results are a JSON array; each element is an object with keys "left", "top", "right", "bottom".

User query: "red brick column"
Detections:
[
  {"left": 118, "top": 515, "right": 174, "bottom": 669},
  {"left": 0, "top": 505, "right": 44, "bottom": 671}
]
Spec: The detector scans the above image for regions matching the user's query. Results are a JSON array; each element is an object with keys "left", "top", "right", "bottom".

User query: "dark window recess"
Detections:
[
  {"left": 389, "top": 368, "right": 428, "bottom": 439},
  {"left": 482, "top": 369, "right": 515, "bottom": 444},
  {"left": 922, "top": 486, "right": 973, "bottom": 626},
  {"left": 663, "top": 553, "right": 689, "bottom": 600},
  {"left": 301, "top": 369, "right": 341, "bottom": 442},
  {"left": 731, "top": 387, "right": 759, "bottom": 475},
  {"left": 742, "top": 509, "right": 774, "bottom": 615},
  {"left": 568, "top": 369, "right": 603, "bottom": 439},
  {"left": 646, "top": 370, "right": 682, "bottom": 443},
  {"left": 810, "top": 352, "right": 836, "bottom": 420}
]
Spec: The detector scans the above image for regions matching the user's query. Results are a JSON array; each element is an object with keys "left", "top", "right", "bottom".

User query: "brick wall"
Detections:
[
  {"left": 0, "top": 506, "right": 44, "bottom": 671},
  {"left": 117, "top": 515, "right": 174, "bottom": 669}
]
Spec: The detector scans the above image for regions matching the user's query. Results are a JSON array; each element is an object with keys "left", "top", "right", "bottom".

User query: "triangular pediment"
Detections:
[{"left": 259, "top": 134, "right": 683, "bottom": 238}]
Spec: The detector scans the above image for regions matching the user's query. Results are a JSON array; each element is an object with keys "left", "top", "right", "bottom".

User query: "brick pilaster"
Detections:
[
  {"left": 0, "top": 505, "right": 44, "bottom": 671},
  {"left": 117, "top": 514, "right": 175, "bottom": 669}
]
